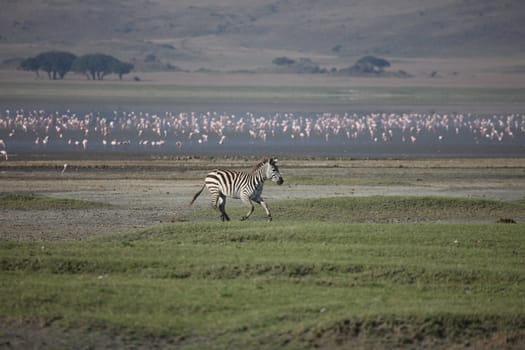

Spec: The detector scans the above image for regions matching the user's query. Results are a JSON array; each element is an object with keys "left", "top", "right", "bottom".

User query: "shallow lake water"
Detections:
[{"left": 1, "top": 107, "right": 524, "bottom": 158}]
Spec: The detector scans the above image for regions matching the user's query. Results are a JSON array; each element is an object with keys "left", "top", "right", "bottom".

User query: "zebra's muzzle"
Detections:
[{"left": 276, "top": 177, "right": 284, "bottom": 185}]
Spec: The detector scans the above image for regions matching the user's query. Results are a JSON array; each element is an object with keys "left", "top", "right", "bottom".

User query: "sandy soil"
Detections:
[{"left": 1, "top": 158, "right": 524, "bottom": 241}]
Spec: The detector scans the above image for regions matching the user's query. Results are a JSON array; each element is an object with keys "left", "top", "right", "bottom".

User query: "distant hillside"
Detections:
[{"left": 1, "top": 0, "right": 524, "bottom": 72}]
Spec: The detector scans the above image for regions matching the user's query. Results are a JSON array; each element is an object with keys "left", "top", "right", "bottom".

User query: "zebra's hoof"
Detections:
[
  {"left": 267, "top": 216, "right": 273, "bottom": 222},
  {"left": 240, "top": 216, "right": 248, "bottom": 221}
]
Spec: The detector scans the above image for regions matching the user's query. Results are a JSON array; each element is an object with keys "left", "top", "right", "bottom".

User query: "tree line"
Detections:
[
  {"left": 271, "top": 55, "right": 409, "bottom": 77},
  {"left": 19, "top": 51, "right": 134, "bottom": 80}
]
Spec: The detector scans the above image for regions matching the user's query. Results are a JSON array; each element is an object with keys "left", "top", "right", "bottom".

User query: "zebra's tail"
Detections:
[{"left": 189, "top": 184, "right": 206, "bottom": 206}]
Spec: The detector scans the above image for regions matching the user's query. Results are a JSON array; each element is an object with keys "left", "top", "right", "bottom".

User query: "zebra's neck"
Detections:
[{"left": 252, "top": 162, "right": 268, "bottom": 183}]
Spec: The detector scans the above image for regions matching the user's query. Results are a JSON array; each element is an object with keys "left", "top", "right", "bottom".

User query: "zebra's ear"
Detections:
[{"left": 273, "top": 158, "right": 279, "bottom": 164}]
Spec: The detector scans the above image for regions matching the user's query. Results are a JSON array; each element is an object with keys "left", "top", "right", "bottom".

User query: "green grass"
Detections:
[
  {"left": 1, "top": 220, "right": 524, "bottom": 348},
  {"left": 1, "top": 81, "right": 524, "bottom": 108},
  {"left": 183, "top": 195, "right": 525, "bottom": 223},
  {"left": 286, "top": 176, "right": 372, "bottom": 186},
  {"left": 0, "top": 193, "right": 109, "bottom": 209}
]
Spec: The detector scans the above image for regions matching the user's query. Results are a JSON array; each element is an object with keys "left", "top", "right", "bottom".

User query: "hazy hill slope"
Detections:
[{"left": 1, "top": 0, "right": 524, "bottom": 70}]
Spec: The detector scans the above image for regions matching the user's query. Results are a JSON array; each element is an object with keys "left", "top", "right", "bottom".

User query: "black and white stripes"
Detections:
[{"left": 190, "top": 157, "right": 284, "bottom": 221}]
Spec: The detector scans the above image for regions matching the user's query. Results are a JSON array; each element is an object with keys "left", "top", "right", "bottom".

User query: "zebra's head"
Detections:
[{"left": 266, "top": 158, "right": 284, "bottom": 185}]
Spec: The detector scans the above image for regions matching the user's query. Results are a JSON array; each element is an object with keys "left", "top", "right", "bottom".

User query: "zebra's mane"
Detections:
[{"left": 251, "top": 157, "right": 271, "bottom": 173}]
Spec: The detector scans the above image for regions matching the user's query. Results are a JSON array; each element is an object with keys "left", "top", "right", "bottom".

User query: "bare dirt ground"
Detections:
[{"left": 1, "top": 157, "right": 524, "bottom": 241}]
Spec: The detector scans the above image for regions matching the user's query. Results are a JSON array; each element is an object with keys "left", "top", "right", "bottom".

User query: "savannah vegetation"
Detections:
[
  {"left": 19, "top": 51, "right": 134, "bottom": 80},
  {"left": 1, "top": 219, "right": 524, "bottom": 349},
  {"left": 0, "top": 193, "right": 108, "bottom": 210},
  {"left": 271, "top": 55, "right": 410, "bottom": 77},
  {"left": 1, "top": 186, "right": 525, "bottom": 348},
  {"left": 1, "top": 1, "right": 524, "bottom": 347},
  {"left": 1, "top": 2, "right": 525, "bottom": 346},
  {"left": 181, "top": 195, "right": 525, "bottom": 224},
  {"left": 1, "top": 79, "right": 524, "bottom": 112}
]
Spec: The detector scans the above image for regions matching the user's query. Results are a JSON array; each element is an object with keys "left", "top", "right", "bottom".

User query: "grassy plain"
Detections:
[
  {"left": 1, "top": 73, "right": 525, "bottom": 113},
  {"left": 1, "top": 158, "right": 525, "bottom": 350},
  {"left": 183, "top": 196, "right": 525, "bottom": 223},
  {"left": 0, "top": 193, "right": 109, "bottom": 210},
  {"left": 1, "top": 2, "right": 525, "bottom": 343},
  {"left": 0, "top": 81, "right": 525, "bottom": 112},
  {"left": 1, "top": 218, "right": 524, "bottom": 349}
]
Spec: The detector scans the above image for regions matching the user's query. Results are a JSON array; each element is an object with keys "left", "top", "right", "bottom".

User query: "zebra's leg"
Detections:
[
  {"left": 210, "top": 191, "right": 220, "bottom": 210},
  {"left": 240, "top": 196, "right": 254, "bottom": 221},
  {"left": 255, "top": 198, "right": 272, "bottom": 222},
  {"left": 218, "top": 195, "right": 230, "bottom": 222},
  {"left": 210, "top": 192, "right": 229, "bottom": 221}
]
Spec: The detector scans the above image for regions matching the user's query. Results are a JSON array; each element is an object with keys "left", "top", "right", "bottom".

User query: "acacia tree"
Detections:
[
  {"left": 272, "top": 56, "right": 295, "bottom": 66},
  {"left": 352, "top": 56, "right": 391, "bottom": 74},
  {"left": 19, "top": 57, "right": 40, "bottom": 77},
  {"left": 19, "top": 51, "right": 77, "bottom": 79},
  {"left": 72, "top": 54, "right": 113, "bottom": 80},
  {"left": 111, "top": 61, "right": 134, "bottom": 80},
  {"left": 72, "top": 54, "right": 133, "bottom": 80},
  {"left": 20, "top": 51, "right": 134, "bottom": 80}
]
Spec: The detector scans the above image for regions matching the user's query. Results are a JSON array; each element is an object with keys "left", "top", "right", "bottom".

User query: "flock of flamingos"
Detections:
[{"left": 0, "top": 109, "right": 524, "bottom": 158}]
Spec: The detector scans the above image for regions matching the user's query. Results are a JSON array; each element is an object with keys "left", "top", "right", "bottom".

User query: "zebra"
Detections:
[{"left": 189, "top": 157, "right": 284, "bottom": 221}]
